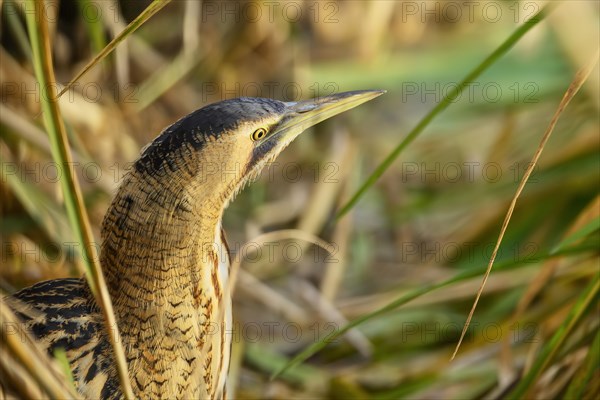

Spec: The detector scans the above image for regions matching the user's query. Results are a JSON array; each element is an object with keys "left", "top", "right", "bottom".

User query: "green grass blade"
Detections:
[
  {"left": 336, "top": 4, "right": 555, "bottom": 218},
  {"left": 272, "top": 245, "right": 572, "bottom": 379},
  {"left": 24, "top": 2, "right": 134, "bottom": 398},
  {"left": 57, "top": 0, "right": 172, "bottom": 99},
  {"left": 2, "top": 164, "right": 75, "bottom": 246},
  {"left": 77, "top": 0, "right": 107, "bottom": 56},
  {"left": 506, "top": 274, "right": 599, "bottom": 399},
  {"left": 245, "top": 343, "right": 328, "bottom": 387},
  {"left": 3, "top": 0, "right": 32, "bottom": 60},
  {"left": 552, "top": 216, "right": 600, "bottom": 254},
  {"left": 52, "top": 348, "right": 76, "bottom": 388},
  {"left": 24, "top": 1, "right": 97, "bottom": 285},
  {"left": 564, "top": 329, "right": 600, "bottom": 399},
  {"left": 134, "top": 51, "right": 200, "bottom": 112}
]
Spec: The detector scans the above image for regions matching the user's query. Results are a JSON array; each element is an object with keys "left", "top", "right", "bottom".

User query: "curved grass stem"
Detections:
[{"left": 24, "top": 1, "right": 134, "bottom": 398}]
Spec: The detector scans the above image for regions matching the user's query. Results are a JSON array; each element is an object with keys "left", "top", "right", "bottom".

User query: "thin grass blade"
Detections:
[
  {"left": 78, "top": 0, "right": 107, "bottom": 56},
  {"left": 452, "top": 49, "right": 599, "bottom": 360},
  {"left": 505, "top": 275, "right": 599, "bottom": 399},
  {"left": 57, "top": 0, "right": 172, "bottom": 99},
  {"left": 271, "top": 245, "right": 559, "bottom": 379},
  {"left": 336, "top": 3, "right": 554, "bottom": 218},
  {"left": 564, "top": 329, "right": 600, "bottom": 399},
  {"left": 24, "top": 1, "right": 134, "bottom": 397},
  {"left": 552, "top": 216, "right": 600, "bottom": 254}
]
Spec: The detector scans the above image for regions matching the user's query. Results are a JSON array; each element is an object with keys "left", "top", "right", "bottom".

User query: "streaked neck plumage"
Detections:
[{"left": 99, "top": 131, "right": 236, "bottom": 398}]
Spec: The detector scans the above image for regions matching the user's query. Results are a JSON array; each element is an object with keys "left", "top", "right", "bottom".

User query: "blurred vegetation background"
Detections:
[{"left": 1, "top": 0, "right": 598, "bottom": 398}]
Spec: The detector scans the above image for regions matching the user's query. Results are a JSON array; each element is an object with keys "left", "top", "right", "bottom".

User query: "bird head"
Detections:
[
  {"left": 100, "top": 90, "right": 384, "bottom": 304},
  {"left": 132, "top": 90, "right": 385, "bottom": 213}
]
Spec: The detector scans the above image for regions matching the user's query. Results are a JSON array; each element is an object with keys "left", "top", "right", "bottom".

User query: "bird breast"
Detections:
[{"left": 121, "top": 225, "right": 232, "bottom": 399}]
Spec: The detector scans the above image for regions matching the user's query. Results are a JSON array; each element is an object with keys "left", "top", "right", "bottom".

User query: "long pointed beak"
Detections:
[
  {"left": 273, "top": 90, "right": 386, "bottom": 142},
  {"left": 245, "top": 90, "right": 385, "bottom": 190}
]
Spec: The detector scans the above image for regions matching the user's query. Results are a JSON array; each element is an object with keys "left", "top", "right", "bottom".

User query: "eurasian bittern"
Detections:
[{"left": 3, "top": 90, "right": 383, "bottom": 399}]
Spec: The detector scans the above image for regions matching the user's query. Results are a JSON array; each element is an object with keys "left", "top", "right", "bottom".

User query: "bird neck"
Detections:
[
  {"left": 98, "top": 165, "right": 232, "bottom": 398},
  {"left": 99, "top": 167, "right": 229, "bottom": 322}
]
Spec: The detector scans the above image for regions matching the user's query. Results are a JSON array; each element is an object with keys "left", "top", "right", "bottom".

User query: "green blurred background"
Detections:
[{"left": 1, "top": 1, "right": 598, "bottom": 398}]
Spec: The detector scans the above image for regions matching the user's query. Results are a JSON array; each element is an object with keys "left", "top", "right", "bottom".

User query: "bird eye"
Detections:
[{"left": 251, "top": 128, "right": 267, "bottom": 141}]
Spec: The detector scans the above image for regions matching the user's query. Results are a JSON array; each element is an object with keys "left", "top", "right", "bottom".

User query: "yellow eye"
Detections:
[{"left": 251, "top": 128, "right": 267, "bottom": 141}]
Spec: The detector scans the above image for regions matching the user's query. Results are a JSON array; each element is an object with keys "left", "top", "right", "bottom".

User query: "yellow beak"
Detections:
[{"left": 273, "top": 90, "right": 386, "bottom": 142}]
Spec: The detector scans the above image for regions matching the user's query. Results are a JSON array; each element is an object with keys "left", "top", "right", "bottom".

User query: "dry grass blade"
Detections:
[
  {"left": 451, "top": 50, "right": 600, "bottom": 361},
  {"left": 238, "top": 270, "right": 311, "bottom": 325},
  {"left": 135, "top": 50, "right": 201, "bottom": 112},
  {"left": 222, "top": 228, "right": 339, "bottom": 321},
  {"left": 228, "top": 229, "right": 339, "bottom": 299},
  {"left": 296, "top": 279, "right": 373, "bottom": 358},
  {"left": 212, "top": 229, "right": 339, "bottom": 346},
  {"left": 134, "top": 0, "right": 202, "bottom": 111},
  {"left": 515, "top": 196, "right": 599, "bottom": 318},
  {"left": 498, "top": 196, "right": 600, "bottom": 393},
  {"left": 56, "top": 0, "right": 172, "bottom": 99},
  {"left": 0, "top": 103, "right": 116, "bottom": 193},
  {"left": 23, "top": 1, "right": 134, "bottom": 397}
]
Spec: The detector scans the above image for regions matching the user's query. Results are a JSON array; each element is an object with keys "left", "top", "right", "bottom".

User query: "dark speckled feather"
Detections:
[{"left": 10, "top": 278, "right": 120, "bottom": 399}]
